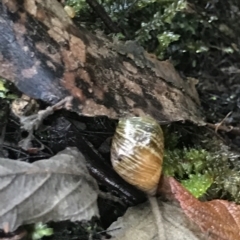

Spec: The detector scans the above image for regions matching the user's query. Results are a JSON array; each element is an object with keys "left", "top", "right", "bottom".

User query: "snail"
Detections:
[
  {"left": 111, "top": 116, "right": 164, "bottom": 195},
  {"left": 111, "top": 116, "right": 165, "bottom": 240}
]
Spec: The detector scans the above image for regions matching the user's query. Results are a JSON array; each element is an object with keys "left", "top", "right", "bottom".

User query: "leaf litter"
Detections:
[
  {"left": 0, "top": 147, "right": 99, "bottom": 232},
  {"left": 108, "top": 177, "right": 240, "bottom": 240}
]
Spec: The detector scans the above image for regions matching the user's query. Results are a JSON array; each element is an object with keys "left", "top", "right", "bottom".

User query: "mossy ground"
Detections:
[{"left": 163, "top": 123, "right": 240, "bottom": 202}]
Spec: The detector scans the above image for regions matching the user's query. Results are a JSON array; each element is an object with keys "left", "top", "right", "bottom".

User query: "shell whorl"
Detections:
[{"left": 111, "top": 116, "right": 164, "bottom": 195}]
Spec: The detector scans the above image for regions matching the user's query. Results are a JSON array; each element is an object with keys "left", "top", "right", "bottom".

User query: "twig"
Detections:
[
  {"left": 205, "top": 111, "right": 240, "bottom": 137},
  {"left": 20, "top": 96, "right": 73, "bottom": 132},
  {"left": 148, "top": 196, "right": 166, "bottom": 240},
  {"left": 18, "top": 96, "right": 73, "bottom": 151},
  {"left": 98, "top": 191, "right": 125, "bottom": 206},
  {"left": 207, "top": 122, "right": 240, "bottom": 136},
  {"left": 213, "top": 111, "right": 232, "bottom": 133}
]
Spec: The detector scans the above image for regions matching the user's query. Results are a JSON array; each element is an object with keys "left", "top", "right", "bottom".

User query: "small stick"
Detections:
[
  {"left": 213, "top": 111, "right": 232, "bottom": 133},
  {"left": 18, "top": 96, "right": 73, "bottom": 151},
  {"left": 207, "top": 123, "right": 240, "bottom": 136},
  {"left": 20, "top": 96, "right": 73, "bottom": 132},
  {"left": 148, "top": 196, "right": 166, "bottom": 240}
]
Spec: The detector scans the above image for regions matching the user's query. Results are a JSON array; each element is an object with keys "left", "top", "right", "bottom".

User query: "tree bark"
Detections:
[{"left": 0, "top": 0, "right": 204, "bottom": 125}]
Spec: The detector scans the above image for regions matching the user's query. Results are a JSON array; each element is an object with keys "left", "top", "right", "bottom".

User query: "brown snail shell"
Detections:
[{"left": 111, "top": 116, "right": 164, "bottom": 196}]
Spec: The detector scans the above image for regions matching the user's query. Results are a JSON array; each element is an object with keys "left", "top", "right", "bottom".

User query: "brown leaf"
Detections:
[{"left": 168, "top": 177, "right": 240, "bottom": 240}]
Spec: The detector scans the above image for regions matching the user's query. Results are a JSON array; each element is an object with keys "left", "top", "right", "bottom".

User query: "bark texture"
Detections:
[{"left": 0, "top": 0, "right": 204, "bottom": 125}]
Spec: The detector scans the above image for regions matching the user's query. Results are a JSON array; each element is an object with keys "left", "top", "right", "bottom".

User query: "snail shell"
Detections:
[{"left": 111, "top": 116, "right": 164, "bottom": 196}]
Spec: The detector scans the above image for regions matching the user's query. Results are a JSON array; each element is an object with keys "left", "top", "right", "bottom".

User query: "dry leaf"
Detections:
[
  {"left": 108, "top": 199, "right": 206, "bottom": 240},
  {"left": 0, "top": 147, "right": 99, "bottom": 231},
  {"left": 109, "top": 177, "right": 240, "bottom": 240},
  {"left": 168, "top": 177, "right": 240, "bottom": 240}
]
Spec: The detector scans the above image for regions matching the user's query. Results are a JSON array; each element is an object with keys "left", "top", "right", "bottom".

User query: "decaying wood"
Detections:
[
  {"left": 0, "top": 0, "right": 205, "bottom": 203},
  {"left": 0, "top": 0, "right": 204, "bottom": 125}
]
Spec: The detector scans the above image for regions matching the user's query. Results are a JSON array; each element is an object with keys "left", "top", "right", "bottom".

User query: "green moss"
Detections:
[
  {"left": 223, "top": 171, "right": 240, "bottom": 200},
  {"left": 162, "top": 127, "right": 240, "bottom": 202},
  {"left": 66, "top": 0, "right": 239, "bottom": 74},
  {"left": 32, "top": 223, "right": 53, "bottom": 240},
  {"left": 163, "top": 147, "right": 217, "bottom": 197},
  {"left": 0, "top": 78, "right": 18, "bottom": 100},
  {"left": 163, "top": 148, "right": 210, "bottom": 176},
  {"left": 181, "top": 173, "right": 213, "bottom": 198}
]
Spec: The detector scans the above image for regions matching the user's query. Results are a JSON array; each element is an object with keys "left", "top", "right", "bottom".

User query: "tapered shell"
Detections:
[{"left": 111, "top": 116, "right": 164, "bottom": 196}]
